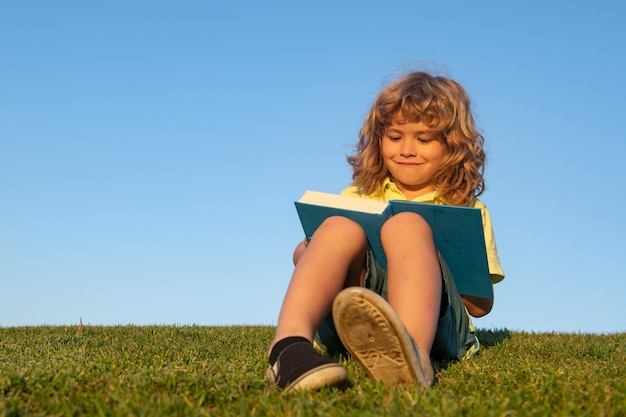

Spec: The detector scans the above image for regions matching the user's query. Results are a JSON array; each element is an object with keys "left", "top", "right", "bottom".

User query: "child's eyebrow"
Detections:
[{"left": 386, "top": 126, "right": 438, "bottom": 135}]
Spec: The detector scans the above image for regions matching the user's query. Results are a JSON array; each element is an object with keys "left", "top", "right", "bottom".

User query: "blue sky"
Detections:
[{"left": 2, "top": 1, "right": 625, "bottom": 334}]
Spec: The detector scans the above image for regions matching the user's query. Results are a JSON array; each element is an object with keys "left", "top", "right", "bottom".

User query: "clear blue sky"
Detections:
[{"left": 2, "top": 1, "right": 625, "bottom": 334}]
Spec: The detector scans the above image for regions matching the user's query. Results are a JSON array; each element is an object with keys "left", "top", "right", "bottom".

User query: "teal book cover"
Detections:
[{"left": 295, "top": 191, "right": 493, "bottom": 299}]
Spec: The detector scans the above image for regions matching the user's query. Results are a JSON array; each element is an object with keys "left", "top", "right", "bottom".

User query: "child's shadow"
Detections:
[{"left": 433, "top": 328, "right": 511, "bottom": 372}]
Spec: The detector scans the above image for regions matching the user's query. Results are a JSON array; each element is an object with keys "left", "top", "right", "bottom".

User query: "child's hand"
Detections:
[{"left": 461, "top": 294, "right": 493, "bottom": 317}]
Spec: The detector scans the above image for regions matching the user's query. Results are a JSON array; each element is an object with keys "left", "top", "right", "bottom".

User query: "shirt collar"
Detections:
[{"left": 382, "top": 178, "right": 440, "bottom": 203}]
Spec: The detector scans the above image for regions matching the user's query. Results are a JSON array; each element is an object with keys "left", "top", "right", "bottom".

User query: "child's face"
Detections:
[{"left": 381, "top": 120, "right": 446, "bottom": 200}]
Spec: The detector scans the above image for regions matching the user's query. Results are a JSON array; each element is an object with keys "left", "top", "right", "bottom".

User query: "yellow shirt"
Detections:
[{"left": 341, "top": 179, "right": 505, "bottom": 284}]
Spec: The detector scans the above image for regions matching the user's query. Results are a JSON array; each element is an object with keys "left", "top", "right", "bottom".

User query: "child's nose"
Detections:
[{"left": 400, "top": 140, "right": 417, "bottom": 156}]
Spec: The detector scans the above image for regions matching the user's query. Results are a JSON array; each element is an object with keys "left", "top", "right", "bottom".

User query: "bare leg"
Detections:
[
  {"left": 381, "top": 212, "right": 442, "bottom": 355},
  {"left": 270, "top": 216, "right": 368, "bottom": 352}
]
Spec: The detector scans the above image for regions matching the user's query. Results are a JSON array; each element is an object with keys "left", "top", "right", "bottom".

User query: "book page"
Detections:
[{"left": 299, "top": 191, "right": 387, "bottom": 214}]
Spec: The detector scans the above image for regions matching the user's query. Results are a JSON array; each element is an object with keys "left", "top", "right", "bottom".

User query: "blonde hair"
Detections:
[{"left": 347, "top": 71, "right": 486, "bottom": 207}]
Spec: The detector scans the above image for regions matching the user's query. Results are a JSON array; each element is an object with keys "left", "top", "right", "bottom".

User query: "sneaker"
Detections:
[
  {"left": 462, "top": 311, "right": 481, "bottom": 360},
  {"left": 332, "top": 287, "right": 434, "bottom": 387},
  {"left": 265, "top": 336, "right": 348, "bottom": 391}
]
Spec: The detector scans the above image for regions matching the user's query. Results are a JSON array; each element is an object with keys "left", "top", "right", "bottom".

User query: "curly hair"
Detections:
[{"left": 347, "top": 71, "right": 486, "bottom": 207}]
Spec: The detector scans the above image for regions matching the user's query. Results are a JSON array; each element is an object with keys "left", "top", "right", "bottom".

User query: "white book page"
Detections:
[{"left": 298, "top": 191, "right": 387, "bottom": 214}]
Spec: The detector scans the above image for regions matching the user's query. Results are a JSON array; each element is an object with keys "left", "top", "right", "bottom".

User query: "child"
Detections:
[{"left": 266, "top": 71, "right": 505, "bottom": 391}]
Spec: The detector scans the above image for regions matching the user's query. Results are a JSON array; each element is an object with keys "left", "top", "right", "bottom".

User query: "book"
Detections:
[{"left": 295, "top": 190, "right": 493, "bottom": 299}]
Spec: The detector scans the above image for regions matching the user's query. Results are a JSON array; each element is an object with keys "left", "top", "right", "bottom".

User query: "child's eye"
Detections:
[
  {"left": 387, "top": 136, "right": 402, "bottom": 141},
  {"left": 417, "top": 138, "right": 432, "bottom": 144}
]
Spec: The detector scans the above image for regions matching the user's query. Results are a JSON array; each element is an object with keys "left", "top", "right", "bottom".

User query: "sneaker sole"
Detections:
[
  {"left": 265, "top": 363, "right": 348, "bottom": 392},
  {"left": 332, "top": 287, "right": 434, "bottom": 386}
]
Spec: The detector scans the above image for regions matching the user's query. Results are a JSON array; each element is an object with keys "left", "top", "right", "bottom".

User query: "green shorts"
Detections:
[{"left": 315, "top": 249, "right": 479, "bottom": 361}]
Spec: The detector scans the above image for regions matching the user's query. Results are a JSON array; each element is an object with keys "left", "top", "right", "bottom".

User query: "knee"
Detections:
[
  {"left": 381, "top": 212, "right": 433, "bottom": 242},
  {"left": 315, "top": 216, "right": 367, "bottom": 244}
]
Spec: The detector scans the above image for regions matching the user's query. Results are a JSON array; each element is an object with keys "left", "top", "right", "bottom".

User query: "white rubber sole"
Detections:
[
  {"left": 333, "top": 287, "right": 434, "bottom": 387},
  {"left": 265, "top": 362, "right": 348, "bottom": 392}
]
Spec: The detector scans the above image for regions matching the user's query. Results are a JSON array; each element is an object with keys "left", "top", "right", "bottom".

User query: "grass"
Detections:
[{"left": 1, "top": 325, "right": 624, "bottom": 416}]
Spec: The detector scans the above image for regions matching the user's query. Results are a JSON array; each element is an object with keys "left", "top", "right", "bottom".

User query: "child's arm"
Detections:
[{"left": 461, "top": 295, "right": 493, "bottom": 317}]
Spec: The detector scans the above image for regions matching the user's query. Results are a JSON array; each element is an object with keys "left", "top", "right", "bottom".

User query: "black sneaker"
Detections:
[
  {"left": 265, "top": 336, "right": 348, "bottom": 391},
  {"left": 333, "top": 287, "right": 434, "bottom": 387}
]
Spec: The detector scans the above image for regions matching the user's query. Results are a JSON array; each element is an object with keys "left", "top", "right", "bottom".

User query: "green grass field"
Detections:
[{"left": 1, "top": 325, "right": 624, "bottom": 416}]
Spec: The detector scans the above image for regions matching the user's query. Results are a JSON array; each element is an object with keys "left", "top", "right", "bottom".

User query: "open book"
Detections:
[{"left": 295, "top": 190, "right": 493, "bottom": 299}]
